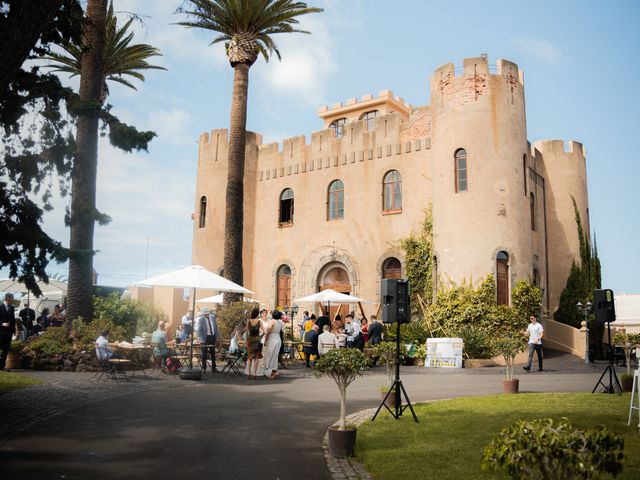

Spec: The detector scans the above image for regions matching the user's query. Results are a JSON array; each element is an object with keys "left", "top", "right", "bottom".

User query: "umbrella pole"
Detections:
[{"left": 190, "top": 287, "right": 196, "bottom": 369}]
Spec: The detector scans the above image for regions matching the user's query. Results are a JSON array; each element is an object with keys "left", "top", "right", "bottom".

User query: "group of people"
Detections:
[
  {"left": 241, "top": 308, "right": 284, "bottom": 380},
  {"left": 0, "top": 293, "right": 66, "bottom": 371},
  {"left": 298, "top": 311, "right": 383, "bottom": 367}
]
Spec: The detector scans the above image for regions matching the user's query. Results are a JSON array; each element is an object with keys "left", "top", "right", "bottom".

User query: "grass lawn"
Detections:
[
  {"left": 0, "top": 371, "right": 41, "bottom": 395},
  {"left": 356, "top": 393, "right": 640, "bottom": 479}
]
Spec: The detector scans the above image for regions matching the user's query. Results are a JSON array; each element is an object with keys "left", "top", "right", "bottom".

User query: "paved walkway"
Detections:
[{"left": 0, "top": 353, "right": 622, "bottom": 479}]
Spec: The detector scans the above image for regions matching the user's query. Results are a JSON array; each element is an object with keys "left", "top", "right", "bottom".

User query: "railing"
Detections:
[{"left": 541, "top": 318, "right": 585, "bottom": 358}]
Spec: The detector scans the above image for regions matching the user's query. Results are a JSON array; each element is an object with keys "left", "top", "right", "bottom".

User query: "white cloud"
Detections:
[{"left": 513, "top": 38, "right": 563, "bottom": 65}]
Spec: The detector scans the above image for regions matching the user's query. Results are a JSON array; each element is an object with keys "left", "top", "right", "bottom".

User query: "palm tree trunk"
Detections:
[
  {"left": 223, "top": 62, "right": 250, "bottom": 302},
  {"left": 66, "top": 0, "right": 107, "bottom": 323}
]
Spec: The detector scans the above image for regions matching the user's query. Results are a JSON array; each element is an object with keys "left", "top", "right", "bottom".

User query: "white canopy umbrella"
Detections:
[
  {"left": 133, "top": 265, "right": 252, "bottom": 376},
  {"left": 294, "top": 289, "right": 371, "bottom": 320},
  {"left": 133, "top": 265, "right": 252, "bottom": 294},
  {"left": 196, "top": 293, "right": 259, "bottom": 304},
  {"left": 0, "top": 278, "right": 68, "bottom": 295}
]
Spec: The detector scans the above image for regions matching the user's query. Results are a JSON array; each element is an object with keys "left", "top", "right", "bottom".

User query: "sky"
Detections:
[{"left": 2, "top": 0, "right": 639, "bottom": 295}]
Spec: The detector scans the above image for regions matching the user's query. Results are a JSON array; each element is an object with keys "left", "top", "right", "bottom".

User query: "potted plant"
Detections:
[
  {"left": 374, "top": 341, "right": 400, "bottom": 407},
  {"left": 314, "top": 348, "right": 369, "bottom": 457},
  {"left": 612, "top": 331, "right": 640, "bottom": 392},
  {"left": 494, "top": 335, "right": 526, "bottom": 394}
]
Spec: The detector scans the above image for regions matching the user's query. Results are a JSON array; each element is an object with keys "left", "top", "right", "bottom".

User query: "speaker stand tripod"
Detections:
[
  {"left": 372, "top": 321, "right": 419, "bottom": 423},
  {"left": 592, "top": 321, "right": 622, "bottom": 395}
]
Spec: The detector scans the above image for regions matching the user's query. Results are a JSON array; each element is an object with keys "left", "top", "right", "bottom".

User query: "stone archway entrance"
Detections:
[{"left": 318, "top": 263, "right": 351, "bottom": 319}]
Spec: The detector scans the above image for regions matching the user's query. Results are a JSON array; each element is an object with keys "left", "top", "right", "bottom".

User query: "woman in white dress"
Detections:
[{"left": 263, "top": 310, "right": 283, "bottom": 379}]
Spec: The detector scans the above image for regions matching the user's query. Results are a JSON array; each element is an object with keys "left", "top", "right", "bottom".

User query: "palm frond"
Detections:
[
  {"left": 177, "top": 0, "right": 323, "bottom": 64},
  {"left": 43, "top": 1, "right": 166, "bottom": 94}
]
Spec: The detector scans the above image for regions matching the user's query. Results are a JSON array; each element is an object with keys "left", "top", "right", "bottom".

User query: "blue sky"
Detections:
[{"left": 3, "top": 0, "right": 639, "bottom": 295}]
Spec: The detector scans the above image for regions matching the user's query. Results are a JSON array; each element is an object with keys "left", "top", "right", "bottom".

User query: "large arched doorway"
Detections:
[{"left": 318, "top": 264, "right": 351, "bottom": 319}]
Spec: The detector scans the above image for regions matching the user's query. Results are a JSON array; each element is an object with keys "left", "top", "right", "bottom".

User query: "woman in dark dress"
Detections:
[{"left": 245, "top": 308, "right": 265, "bottom": 380}]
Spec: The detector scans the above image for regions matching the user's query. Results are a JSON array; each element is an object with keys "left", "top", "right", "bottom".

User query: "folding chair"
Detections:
[
  {"left": 221, "top": 350, "right": 244, "bottom": 376},
  {"left": 93, "top": 347, "right": 115, "bottom": 381}
]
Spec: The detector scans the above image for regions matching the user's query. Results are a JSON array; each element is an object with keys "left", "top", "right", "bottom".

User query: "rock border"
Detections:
[{"left": 322, "top": 407, "right": 377, "bottom": 480}]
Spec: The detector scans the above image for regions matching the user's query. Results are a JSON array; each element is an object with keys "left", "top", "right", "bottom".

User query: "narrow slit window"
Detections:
[
  {"left": 455, "top": 149, "right": 468, "bottom": 192},
  {"left": 199, "top": 196, "right": 207, "bottom": 228},
  {"left": 279, "top": 188, "right": 294, "bottom": 226}
]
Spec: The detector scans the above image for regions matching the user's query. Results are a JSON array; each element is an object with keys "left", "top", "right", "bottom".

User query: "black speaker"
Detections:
[
  {"left": 594, "top": 289, "right": 616, "bottom": 324},
  {"left": 381, "top": 279, "right": 410, "bottom": 324}
]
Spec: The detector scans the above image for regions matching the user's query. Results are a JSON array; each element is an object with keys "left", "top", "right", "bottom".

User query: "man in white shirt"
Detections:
[
  {"left": 345, "top": 314, "right": 364, "bottom": 350},
  {"left": 318, "top": 325, "right": 339, "bottom": 356},
  {"left": 96, "top": 330, "right": 116, "bottom": 361},
  {"left": 181, "top": 309, "right": 193, "bottom": 342},
  {"left": 523, "top": 315, "right": 544, "bottom": 372}
]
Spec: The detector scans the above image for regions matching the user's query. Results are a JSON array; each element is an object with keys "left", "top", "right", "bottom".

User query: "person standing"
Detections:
[
  {"left": 18, "top": 302, "right": 36, "bottom": 340},
  {"left": 245, "top": 308, "right": 265, "bottom": 380},
  {"left": 181, "top": 309, "right": 194, "bottom": 342},
  {"left": 263, "top": 310, "right": 283, "bottom": 379},
  {"left": 197, "top": 307, "right": 219, "bottom": 373},
  {"left": 367, "top": 315, "right": 383, "bottom": 346},
  {"left": 523, "top": 315, "right": 544, "bottom": 372},
  {"left": 0, "top": 293, "right": 16, "bottom": 371}
]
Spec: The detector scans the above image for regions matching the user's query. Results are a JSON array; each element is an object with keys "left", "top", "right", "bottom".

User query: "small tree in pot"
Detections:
[
  {"left": 613, "top": 331, "right": 640, "bottom": 391},
  {"left": 314, "top": 348, "right": 369, "bottom": 457},
  {"left": 494, "top": 335, "right": 526, "bottom": 393}
]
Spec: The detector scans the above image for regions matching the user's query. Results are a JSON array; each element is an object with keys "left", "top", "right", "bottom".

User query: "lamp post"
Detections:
[{"left": 577, "top": 301, "right": 592, "bottom": 364}]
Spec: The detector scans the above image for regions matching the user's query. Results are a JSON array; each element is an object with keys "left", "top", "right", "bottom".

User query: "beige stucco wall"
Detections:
[{"left": 190, "top": 56, "right": 590, "bottom": 323}]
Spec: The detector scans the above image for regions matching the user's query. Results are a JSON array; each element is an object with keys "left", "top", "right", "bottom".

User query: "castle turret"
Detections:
[
  {"left": 430, "top": 57, "right": 533, "bottom": 301},
  {"left": 535, "top": 140, "right": 589, "bottom": 311},
  {"left": 192, "top": 129, "right": 260, "bottom": 287}
]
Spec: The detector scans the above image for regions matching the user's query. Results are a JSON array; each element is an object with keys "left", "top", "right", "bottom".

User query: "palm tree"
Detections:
[
  {"left": 46, "top": 1, "right": 165, "bottom": 322},
  {"left": 177, "top": 0, "right": 322, "bottom": 300}
]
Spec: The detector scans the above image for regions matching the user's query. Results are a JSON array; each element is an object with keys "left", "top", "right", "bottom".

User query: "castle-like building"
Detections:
[{"left": 191, "top": 56, "right": 590, "bottom": 317}]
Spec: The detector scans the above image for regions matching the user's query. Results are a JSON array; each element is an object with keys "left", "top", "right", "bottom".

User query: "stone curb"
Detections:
[{"left": 322, "top": 407, "right": 378, "bottom": 480}]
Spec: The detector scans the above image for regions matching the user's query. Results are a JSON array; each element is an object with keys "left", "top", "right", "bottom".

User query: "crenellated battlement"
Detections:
[
  {"left": 534, "top": 140, "right": 585, "bottom": 159},
  {"left": 432, "top": 56, "right": 524, "bottom": 85},
  {"left": 317, "top": 89, "right": 413, "bottom": 126}
]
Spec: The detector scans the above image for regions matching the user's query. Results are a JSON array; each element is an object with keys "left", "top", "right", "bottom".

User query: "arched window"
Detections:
[
  {"left": 383, "top": 170, "right": 402, "bottom": 212},
  {"left": 360, "top": 110, "right": 379, "bottom": 130},
  {"left": 533, "top": 268, "right": 539, "bottom": 287},
  {"left": 327, "top": 180, "right": 344, "bottom": 220},
  {"left": 496, "top": 251, "right": 509, "bottom": 305},
  {"left": 455, "top": 149, "right": 468, "bottom": 192},
  {"left": 198, "top": 196, "right": 207, "bottom": 228},
  {"left": 279, "top": 188, "right": 294, "bottom": 226},
  {"left": 276, "top": 265, "right": 292, "bottom": 308},
  {"left": 382, "top": 257, "right": 402, "bottom": 279},
  {"left": 530, "top": 192, "right": 536, "bottom": 231},
  {"left": 329, "top": 118, "right": 347, "bottom": 139}
]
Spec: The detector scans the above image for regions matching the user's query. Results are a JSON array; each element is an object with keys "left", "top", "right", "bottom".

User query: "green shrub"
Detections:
[
  {"left": 70, "top": 317, "right": 128, "bottom": 351},
  {"left": 459, "top": 325, "right": 493, "bottom": 359},
  {"left": 93, "top": 293, "right": 166, "bottom": 337},
  {"left": 481, "top": 417, "right": 624, "bottom": 479},
  {"left": 26, "top": 327, "right": 73, "bottom": 356},
  {"left": 511, "top": 280, "right": 542, "bottom": 319},
  {"left": 216, "top": 301, "right": 257, "bottom": 342}
]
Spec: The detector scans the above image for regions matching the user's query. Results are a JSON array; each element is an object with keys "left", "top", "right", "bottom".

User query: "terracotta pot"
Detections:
[
  {"left": 381, "top": 389, "right": 398, "bottom": 409},
  {"left": 502, "top": 378, "right": 519, "bottom": 394},
  {"left": 6, "top": 351, "right": 18, "bottom": 369},
  {"left": 621, "top": 376, "right": 634, "bottom": 392},
  {"left": 328, "top": 426, "right": 357, "bottom": 458}
]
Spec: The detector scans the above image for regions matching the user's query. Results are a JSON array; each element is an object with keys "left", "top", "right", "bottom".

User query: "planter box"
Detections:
[{"left": 328, "top": 426, "right": 357, "bottom": 458}]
